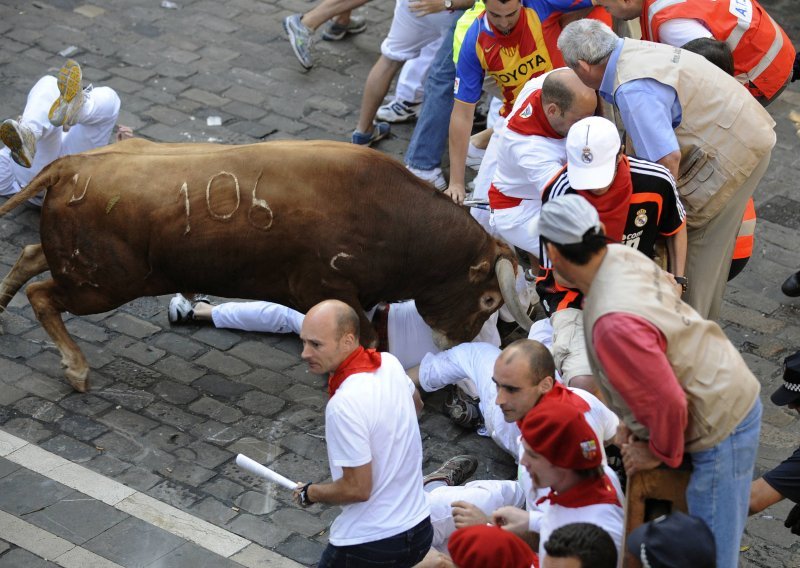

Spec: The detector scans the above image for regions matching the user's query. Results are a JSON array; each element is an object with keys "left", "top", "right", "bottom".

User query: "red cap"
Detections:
[
  {"left": 448, "top": 525, "right": 537, "bottom": 568},
  {"left": 520, "top": 398, "right": 601, "bottom": 470}
]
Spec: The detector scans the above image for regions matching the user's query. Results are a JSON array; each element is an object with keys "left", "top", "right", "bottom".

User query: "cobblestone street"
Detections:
[{"left": 0, "top": 0, "right": 799, "bottom": 566}]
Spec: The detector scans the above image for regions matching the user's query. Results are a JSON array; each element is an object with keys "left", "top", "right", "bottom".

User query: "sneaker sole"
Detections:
[
  {"left": 375, "top": 110, "right": 419, "bottom": 123},
  {"left": 283, "top": 18, "right": 313, "bottom": 70},
  {"left": 0, "top": 121, "right": 32, "bottom": 168},
  {"left": 48, "top": 59, "right": 83, "bottom": 126}
]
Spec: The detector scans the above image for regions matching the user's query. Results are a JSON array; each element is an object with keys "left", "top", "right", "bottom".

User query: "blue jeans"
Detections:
[
  {"left": 687, "top": 398, "right": 762, "bottom": 568},
  {"left": 318, "top": 517, "right": 433, "bottom": 568},
  {"left": 404, "top": 17, "right": 458, "bottom": 171}
]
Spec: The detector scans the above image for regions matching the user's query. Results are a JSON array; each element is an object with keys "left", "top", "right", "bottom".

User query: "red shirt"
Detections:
[{"left": 592, "top": 312, "right": 688, "bottom": 467}]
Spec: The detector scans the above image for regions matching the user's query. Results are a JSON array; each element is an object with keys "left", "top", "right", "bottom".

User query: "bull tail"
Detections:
[{"left": 0, "top": 162, "right": 61, "bottom": 216}]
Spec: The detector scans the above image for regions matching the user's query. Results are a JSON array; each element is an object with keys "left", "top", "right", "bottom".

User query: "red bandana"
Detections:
[
  {"left": 581, "top": 156, "right": 633, "bottom": 243},
  {"left": 506, "top": 90, "right": 562, "bottom": 139},
  {"left": 536, "top": 473, "right": 621, "bottom": 508},
  {"left": 328, "top": 346, "right": 382, "bottom": 397}
]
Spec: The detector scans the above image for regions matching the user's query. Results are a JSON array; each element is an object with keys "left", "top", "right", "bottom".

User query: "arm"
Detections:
[
  {"left": 409, "top": 0, "right": 474, "bottom": 16},
  {"left": 657, "top": 150, "right": 681, "bottom": 180},
  {"left": 295, "top": 462, "right": 373, "bottom": 506},
  {"left": 665, "top": 225, "right": 687, "bottom": 278},
  {"left": 749, "top": 478, "right": 785, "bottom": 515},
  {"left": 451, "top": 500, "right": 491, "bottom": 528},
  {"left": 593, "top": 313, "right": 688, "bottom": 468},
  {"left": 447, "top": 100, "right": 476, "bottom": 204}
]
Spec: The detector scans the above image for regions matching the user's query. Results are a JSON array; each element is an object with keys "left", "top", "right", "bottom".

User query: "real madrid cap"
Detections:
[
  {"left": 533, "top": 193, "right": 601, "bottom": 246},
  {"left": 626, "top": 512, "right": 715, "bottom": 568},
  {"left": 566, "top": 116, "right": 621, "bottom": 190}
]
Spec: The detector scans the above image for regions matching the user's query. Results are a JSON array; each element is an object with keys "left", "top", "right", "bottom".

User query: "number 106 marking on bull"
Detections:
[{"left": 177, "top": 170, "right": 274, "bottom": 235}]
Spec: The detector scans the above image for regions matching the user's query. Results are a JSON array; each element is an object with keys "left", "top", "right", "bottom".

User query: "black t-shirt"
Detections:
[
  {"left": 537, "top": 156, "right": 685, "bottom": 317},
  {"left": 764, "top": 446, "right": 800, "bottom": 503}
]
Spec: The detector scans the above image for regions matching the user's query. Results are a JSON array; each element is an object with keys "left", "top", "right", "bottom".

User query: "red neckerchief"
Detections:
[
  {"left": 506, "top": 90, "right": 562, "bottom": 139},
  {"left": 581, "top": 155, "right": 633, "bottom": 242},
  {"left": 536, "top": 473, "right": 621, "bottom": 508},
  {"left": 328, "top": 346, "right": 382, "bottom": 397}
]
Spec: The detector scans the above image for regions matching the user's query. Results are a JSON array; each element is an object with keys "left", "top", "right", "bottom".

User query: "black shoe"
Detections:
[
  {"left": 444, "top": 386, "right": 483, "bottom": 429},
  {"left": 782, "top": 271, "right": 800, "bottom": 297}
]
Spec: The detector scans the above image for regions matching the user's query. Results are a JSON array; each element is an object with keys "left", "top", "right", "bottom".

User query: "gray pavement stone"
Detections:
[
  {"left": 238, "top": 391, "right": 286, "bottom": 417},
  {"left": 0, "top": 470, "right": 74, "bottom": 516},
  {"left": 194, "top": 350, "right": 252, "bottom": 377},
  {"left": 204, "top": 477, "right": 248, "bottom": 503},
  {"left": 276, "top": 533, "right": 328, "bottom": 566},
  {"left": 0, "top": 457, "right": 20, "bottom": 480},
  {"left": 104, "top": 313, "right": 161, "bottom": 339},
  {"left": 26, "top": 496, "right": 129, "bottom": 545},
  {"left": 227, "top": 512, "right": 293, "bottom": 548},
  {"left": 13, "top": 397, "right": 65, "bottom": 424},
  {"left": 96, "top": 383, "right": 156, "bottom": 411},
  {"left": 83, "top": 516, "right": 185, "bottom": 567},
  {"left": 0, "top": 417, "right": 52, "bottom": 444},
  {"left": 192, "top": 327, "right": 243, "bottom": 351},
  {"left": 228, "top": 437, "right": 284, "bottom": 465},
  {"left": 99, "top": 408, "right": 159, "bottom": 438},
  {"left": 40, "top": 434, "right": 101, "bottom": 463},
  {"left": 192, "top": 374, "right": 252, "bottom": 400},
  {"left": 189, "top": 396, "right": 244, "bottom": 424},
  {"left": 0, "top": 548, "right": 58, "bottom": 568}
]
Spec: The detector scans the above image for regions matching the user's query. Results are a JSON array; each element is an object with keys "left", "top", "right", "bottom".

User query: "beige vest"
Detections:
[
  {"left": 583, "top": 245, "right": 759, "bottom": 453},
  {"left": 612, "top": 39, "right": 776, "bottom": 228}
]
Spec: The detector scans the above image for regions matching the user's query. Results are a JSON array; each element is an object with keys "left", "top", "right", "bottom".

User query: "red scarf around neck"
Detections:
[
  {"left": 581, "top": 156, "right": 633, "bottom": 243},
  {"left": 536, "top": 473, "right": 621, "bottom": 508},
  {"left": 328, "top": 346, "right": 382, "bottom": 397}
]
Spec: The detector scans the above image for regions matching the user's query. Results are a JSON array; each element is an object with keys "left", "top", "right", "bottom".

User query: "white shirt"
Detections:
[
  {"left": 326, "top": 353, "right": 429, "bottom": 545},
  {"left": 538, "top": 499, "right": 624, "bottom": 561},
  {"left": 657, "top": 18, "right": 712, "bottom": 48}
]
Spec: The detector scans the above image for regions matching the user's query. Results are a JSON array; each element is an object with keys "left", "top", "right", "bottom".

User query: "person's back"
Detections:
[{"left": 326, "top": 352, "right": 429, "bottom": 544}]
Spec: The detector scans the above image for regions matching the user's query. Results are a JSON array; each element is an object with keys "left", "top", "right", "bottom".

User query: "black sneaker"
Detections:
[
  {"left": 423, "top": 455, "right": 478, "bottom": 487},
  {"left": 444, "top": 386, "right": 483, "bottom": 429}
]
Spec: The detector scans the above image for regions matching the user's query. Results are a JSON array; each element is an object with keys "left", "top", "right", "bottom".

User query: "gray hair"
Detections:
[{"left": 557, "top": 19, "right": 619, "bottom": 68}]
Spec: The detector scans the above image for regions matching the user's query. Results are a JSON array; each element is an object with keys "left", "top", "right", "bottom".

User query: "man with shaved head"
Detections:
[{"left": 293, "top": 300, "right": 432, "bottom": 567}]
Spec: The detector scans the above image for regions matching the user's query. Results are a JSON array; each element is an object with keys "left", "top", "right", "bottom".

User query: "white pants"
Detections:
[
  {"left": 429, "top": 480, "right": 526, "bottom": 551},
  {"left": 393, "top": 40, "right": 439, "bottom": 104},
  {"left": 491, "top": 200, "right": 542, "bottom": 257},
  {"left": 210, "top": 300, "right": 500, "bottom": 370},
  {"left": 381, "top": 0, "right": 456, "bottom": 62},
  {"left": 470, "top": 101, "right": 504, "bottom": 232},
  {"left": 0, "top": 75, "right": 120, "bottom": 197}
]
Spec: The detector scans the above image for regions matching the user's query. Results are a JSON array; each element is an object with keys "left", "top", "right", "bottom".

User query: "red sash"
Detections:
[
  {"left": 582, "top": 156, "right": 633, "bottom": 242},
  {"left": 537, "top": 474, "right": 621, "bottom": 508}
]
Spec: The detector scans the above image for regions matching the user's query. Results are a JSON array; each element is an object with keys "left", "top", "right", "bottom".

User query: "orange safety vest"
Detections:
[
  {"left": 641, "top": 0, "right": 795, "bottom": 100},
  {"left": 733, "top": 197, "right": 756, "bottom": 261}
]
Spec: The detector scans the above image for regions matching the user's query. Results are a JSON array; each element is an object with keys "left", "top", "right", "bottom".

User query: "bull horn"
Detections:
[{"left": 495, "top": 258, "right": 533, "bottom": 332}]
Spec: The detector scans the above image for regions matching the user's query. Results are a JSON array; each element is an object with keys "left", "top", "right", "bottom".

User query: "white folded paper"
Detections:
[{"left": 235, "top": 454, "right": 297, "bottom": 491}]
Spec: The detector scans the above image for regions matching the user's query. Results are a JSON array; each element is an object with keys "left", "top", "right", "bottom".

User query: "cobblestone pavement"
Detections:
[{"left": 0, "top": 0, "right": 799, "bottom": 566}]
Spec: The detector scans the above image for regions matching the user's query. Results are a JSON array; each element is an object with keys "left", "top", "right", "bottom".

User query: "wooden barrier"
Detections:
[{"left": 622, "top": 469, "right": 691, "bottom": 568}]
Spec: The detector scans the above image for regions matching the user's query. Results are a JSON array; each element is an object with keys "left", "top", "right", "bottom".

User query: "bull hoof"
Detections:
[{"left": 66, "top": 368, "right": 89, "bottom": 392}]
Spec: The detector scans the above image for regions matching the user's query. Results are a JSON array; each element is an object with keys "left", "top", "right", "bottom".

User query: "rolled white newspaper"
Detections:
[{"left": 235, "top": 454, "right": 297, "bottom": 491}]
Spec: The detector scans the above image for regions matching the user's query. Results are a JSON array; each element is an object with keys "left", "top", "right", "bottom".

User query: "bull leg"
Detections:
[
  {"left": 0, "top": 244, "right": 49, "bottom": 311},
  {"left": 25, "top": 279, "right": 90, "bottom": 392}
]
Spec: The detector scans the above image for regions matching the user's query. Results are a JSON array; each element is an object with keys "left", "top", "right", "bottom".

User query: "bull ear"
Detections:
[{"left": 469, "top": 260, "right": 491, "bottom": 283}]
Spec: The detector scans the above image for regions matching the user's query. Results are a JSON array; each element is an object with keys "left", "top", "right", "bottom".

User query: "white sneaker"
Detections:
[
  {"left": 466, "top": 142, "right": 485, "bottom": 171},
  {"left": 377, "top": 100, "right": 420, "bottom": 123},
  {"left": 168, "top": 294, "right": 194, "bottom": 324},
  {"left": 407, "top": 165, "right": 446, "bottom": 191}
]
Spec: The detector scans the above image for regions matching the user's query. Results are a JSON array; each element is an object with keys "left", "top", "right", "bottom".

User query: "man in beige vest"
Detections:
[
  {"left": 535, "top": 194, "right": 762, "bottom": 568},
  {"left": 556, "top": 19, "right": 776, "bottom": 321}
]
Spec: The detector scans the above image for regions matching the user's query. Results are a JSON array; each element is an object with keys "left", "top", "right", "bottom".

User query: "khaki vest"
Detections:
[
  {"left": 612, "top": 39, "right": 776, "bottom": 228},
  {"left": 583, "top": 245, "right": 759, "bottom": 453}
]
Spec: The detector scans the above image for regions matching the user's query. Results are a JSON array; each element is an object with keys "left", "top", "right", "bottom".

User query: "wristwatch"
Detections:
[
  {"left": 674, "top": 276, "right": 688, "bottom": 294},
  {"left": 299, "top": 482, "right": 314, "bottom": 507},
  {"left": 444, "top": 0, "right": 454, "bottom": 11}
]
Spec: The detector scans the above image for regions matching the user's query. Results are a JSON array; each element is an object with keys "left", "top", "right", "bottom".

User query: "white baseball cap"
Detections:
[
  {"left": 533, "top": 194, "right": 601, "bottom": 245},
  {"left": 565, "top": 116, "right": 621, "bottom": 190}
]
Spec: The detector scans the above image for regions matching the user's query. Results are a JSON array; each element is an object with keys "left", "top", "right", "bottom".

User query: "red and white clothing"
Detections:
[
  {"left": 419, "top": 346, "right": 619, "bottom": 549},
  {"left": 640, "top": 0, "right": 795, "bottom": 101},
  {"left": 534, "top": 474, "right": 624, "bottom": 561},
  {"left": 488, "top": 78, "right": 567, "bottom": 255},
  {"left": 326, "top": 352, "right": 429, "bottom": 545}
]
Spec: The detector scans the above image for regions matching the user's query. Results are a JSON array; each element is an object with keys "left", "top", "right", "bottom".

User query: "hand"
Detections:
[
  {"left": 115, "top": 125, "right": 134, "bottom": 142},
  {"left": 409, "top": 0, "right": 446, "bottom": 16},
  {"left": 621, "top": 439, "right": 662, "bottom": 476},
  {"left": 451, "top": 500, "right": 490, "bottom": 529},
  {"left": 615, "top": 423, "right": 633, "bottom": 447},
  {"left": 785, "top": 503, "right": 800, "bottom": 535},
  {"left": 664, "top": 273, "right": 683, "bottom": 296},
  {"left": 445, "top": 183, "right": 465, "bottom": 205},
  {"left": 292, "top": 482, "right": 305, "bottom": 507},
  {"left": 491, "top": 506, "right": 530, "bottom": 537}
]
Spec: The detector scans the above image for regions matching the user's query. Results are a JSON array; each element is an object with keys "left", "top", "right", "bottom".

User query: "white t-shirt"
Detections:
[
  {"left": 538, "top": 499, "right": 624, "bottom": 561},
  {"left": 657, "top": 18, "right": 712, "bottom": 48},
  {"left": 325, "top": 353, "right": 430, "bottom": 546}
]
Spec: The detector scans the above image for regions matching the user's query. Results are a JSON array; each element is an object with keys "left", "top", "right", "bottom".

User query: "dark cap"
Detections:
[
  {"left": 770, "top": 350, "right": 800, "bottom": 406},
  {"left": 626, "top": 512, "right": 715, "bottom": 568}
]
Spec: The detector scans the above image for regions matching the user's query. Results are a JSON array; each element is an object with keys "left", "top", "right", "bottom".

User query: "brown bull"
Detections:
[{"left": 0, "top": 139, "right": 531, "bottom": 392}]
